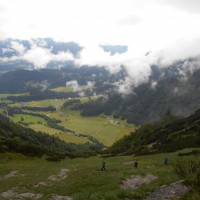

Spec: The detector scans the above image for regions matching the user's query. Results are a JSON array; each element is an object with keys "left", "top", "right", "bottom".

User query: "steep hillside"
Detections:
[
  {"left": 107, "top": 109, "right": 200, "bottom": 155},
  {"left": 79, "top": 69, "right": 200, "bottom": 124},
  {"left": 0, "top": 114, "right": 101, "bottom": 158}
]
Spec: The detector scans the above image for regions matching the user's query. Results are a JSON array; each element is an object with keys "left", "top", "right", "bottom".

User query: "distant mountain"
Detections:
[
  {"left": 107, "top": 109, "right": 200, "bottom": 155},
  {"left": 79, "top": 67, "right": 200, "bottom": 124},
  {"left": 0, "top": 66, "right": 125, "bottom": 93},
  {"left": 100, "top": 44, "right": 128, "bottom": 55}
]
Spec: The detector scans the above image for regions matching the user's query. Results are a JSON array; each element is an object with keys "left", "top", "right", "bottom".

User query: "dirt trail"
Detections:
[{"left": 121, "top": 175, "right": 158, "bottom": 189}]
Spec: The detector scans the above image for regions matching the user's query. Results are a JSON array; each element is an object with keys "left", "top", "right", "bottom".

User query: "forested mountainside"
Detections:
[
  {"left": 107, "top": 109, "right": 200, "bottom": 155},
  {"left": 78, "top": 69, "right": 200, "bottom": 124},
  {"left": 1, "top": 58, "right": 200, "bottom": 125}
]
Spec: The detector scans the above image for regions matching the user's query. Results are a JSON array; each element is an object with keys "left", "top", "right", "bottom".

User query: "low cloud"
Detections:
[
  {"left": 1, "top": 37, "right": 200, "bottom": 95},
  {"left": 0, "top": 41, "right": 75, "bottom": 69},
  {"left": 75, "top": 37, "right": 200, "bottom": 94},
  {"left": 10, "top": 41, "right": 26, "bottom": 55},
  {"left": 66, "top": 80, "right": 95, "bottom": 96},
  {"left": 66, "top": 80, "right": 81, "bottom": 92}
]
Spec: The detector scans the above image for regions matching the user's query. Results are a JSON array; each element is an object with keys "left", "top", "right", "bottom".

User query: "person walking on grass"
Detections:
[
  {"left": 134, "top": 160, "right": 138, "bottom": 168},
  {"left": 164, "top": 157, "right": 168, "bottom": 165},
  {"left": 102, "top": 161, "right": 106, "bottom": 171}
]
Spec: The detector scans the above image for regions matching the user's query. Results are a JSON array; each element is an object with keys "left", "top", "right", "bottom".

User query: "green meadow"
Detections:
[
  {"left": 29, "top": 124, "right": 90, "bottom": 144},
  {"left": 3, "top": 91, "right": 134, "bottom": 146},
  {"left": 50, "top": 87, "right": 73, "bottom": 93},
  {"left": 12, "top": 114, "right": 48, "bottom": 125},
  {"left": 9, "top": 105, "right": 134, "bottom": 146},
  {"left": 32, "top": 110, "right": 134, "bottom": 147},
  {"left": 0, "top": 148, "right": 199, "bottom": 200},
  {"left": 0, "top": 93, "right": 29, "bottom": 98}
]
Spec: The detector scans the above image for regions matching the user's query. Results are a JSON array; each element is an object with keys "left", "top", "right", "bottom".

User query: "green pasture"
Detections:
[
  {"left": 0, "top": 93, "right": 29, "bottom": 98},
  {"left": 35, "top": 110, "right": 134, "bottom": 147},
  {"left": 27, "top": 99, "right": 67, "bottom": 110},
  {"left": 60, "top": 111, "right": 134, "bottom": 146},
  {"left": 29, "top": 124, "right": 89, "bottom": 144},
  {"left": 12, "top": 114, "right": 48, "bottom": 125},
  {"left": 50, "top": 87, "right": 73, "bottom": 93},
  {"left": 26, "top": 96, "right": 99, "bottom": 109},
  {"left": 1, "top": 148, "right": 199, "bottom": 200},
  {"left": 5, "top": 97, "right": 134, "bottom": 146}
]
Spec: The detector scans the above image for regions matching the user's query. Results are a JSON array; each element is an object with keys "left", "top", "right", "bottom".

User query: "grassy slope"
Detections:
[
  {"left": 50, "top": 87, "right": 73, "bottom": 93},
  {"left": 29, "top": 124, "right": 89, "bottom": 144},
  {"left": 0, "top": 93, "right": 29, "bottom": 98},
  {"left": 47, "top": 110, "right": 134, "bottom": 146},
  {"left": 12, "top": 114, "right": 48, "bottom": 125},
  {"left": 0, "top": 148, "right": 199, "bottom": 200}
]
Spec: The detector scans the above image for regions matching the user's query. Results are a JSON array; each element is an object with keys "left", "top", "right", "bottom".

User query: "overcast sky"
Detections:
[
  {"left": 1, "top": 0, "right": 200, "bottom": 91},
  {"left": 0, "top": 0, "right": 200, "bottom": 47}
]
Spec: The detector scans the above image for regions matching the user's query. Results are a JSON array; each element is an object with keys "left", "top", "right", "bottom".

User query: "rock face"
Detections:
[
  {"left": 0, "top": 191, "right": 73, "bottom": 200},
  {"left": 145, "top": 180, "right": 189, "bottom": 200},
  {"left": 121, "top": 175, "right": 158, "bottom": 189}
]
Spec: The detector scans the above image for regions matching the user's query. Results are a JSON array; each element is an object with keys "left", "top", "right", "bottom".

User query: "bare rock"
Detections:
[
  {"left": 121, "top": 175, "right": 158, "bottom": 189},
  {"left": 0, "top": 190, "right": 43, "bottom": 199},
  {"left": 50, "top": 194, "right": 72, "bottom": 200},
  {"left": 145, "top": 180, "right": 189, "bottom": 200},
  {"left": 4, "top": 170, "right": 19, "bottom": 179}
]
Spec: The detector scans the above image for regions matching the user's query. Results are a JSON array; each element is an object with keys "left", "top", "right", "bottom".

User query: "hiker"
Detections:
[
  {"left": 102, "top": 161, "right": 106, "bottom": 171},
  {"left": 134, "top": 160, "right": 138, "bottom": 168},
  {"left": 164, "top": 157, "right": 168, "bottom": 165}
]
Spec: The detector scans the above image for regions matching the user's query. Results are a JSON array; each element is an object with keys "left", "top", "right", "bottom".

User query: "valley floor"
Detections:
[{"left": 0, "top": 148, "right": 200, "bottom": 200}]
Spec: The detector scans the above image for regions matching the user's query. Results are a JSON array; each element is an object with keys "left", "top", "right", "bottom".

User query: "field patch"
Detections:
[
  {"left": 12, "top": 114, "right": 48, "bottom": 125},
  {"left": 29, "top": 124, "right": 89, "bottom": 144},
  {"left": 0, "top": 93, "right": 29, "bottom": 98},
  {"left": 58, "top": 111, "right": 134, "bottom": 146},
  {"left": 50, "top": 87, "right": 73, "bottom": 93}
]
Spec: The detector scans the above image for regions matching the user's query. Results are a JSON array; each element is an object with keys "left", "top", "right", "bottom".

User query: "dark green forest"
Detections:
[{"left": 107, "top": 109, "right": 200, "bottom": 156}]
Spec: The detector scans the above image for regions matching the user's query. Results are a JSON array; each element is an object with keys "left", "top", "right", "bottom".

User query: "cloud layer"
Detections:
[{"left": 0, "top": 0, "right": 200, "bottom": 93}]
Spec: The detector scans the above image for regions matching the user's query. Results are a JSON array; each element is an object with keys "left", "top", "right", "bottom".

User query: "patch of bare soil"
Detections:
[
  {"left": 0, "top": 190, "right": 43, "bottom": 199},
  {"left": 145, "top": 180, "right": 189, "bottom": 200},
  {"left": 121, "top": 175, "right": 158, "bottom": 189}
]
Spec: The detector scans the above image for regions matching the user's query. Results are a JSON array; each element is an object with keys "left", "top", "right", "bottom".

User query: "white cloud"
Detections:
[
  {"left": 0, "top": 0, "right": 200, "bottom": 93},
  {"left": 158, "top": 0, "right": 200, "bottom": 14},
  {"left": 86, "top": 81, "right": 95, "bottom": 89},
  {"left": 2, "top": 47, "right": 14, "bottom": 54},
  {"left": 10, "top": 41, "right": 26, "bottom": 55},
  {"left": 23, "top": 46, "right": 52, "bottom": 68},
  {"left": 66, "top": 80, "right": 81, "bottom": 92}
]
